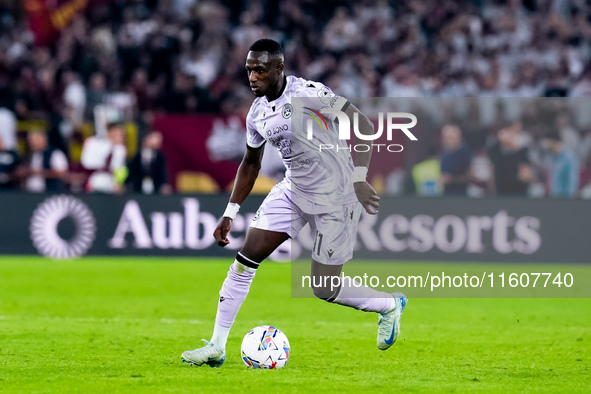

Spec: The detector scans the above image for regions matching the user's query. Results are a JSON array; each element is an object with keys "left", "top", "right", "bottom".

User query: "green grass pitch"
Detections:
[{"left": 0, "top": 257, "right": 589, "bottom": 393}]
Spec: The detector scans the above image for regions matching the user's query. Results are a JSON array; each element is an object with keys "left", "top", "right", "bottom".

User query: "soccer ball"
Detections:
[{"left": 241, "top": 325, "right": 290, "bottom": 369}]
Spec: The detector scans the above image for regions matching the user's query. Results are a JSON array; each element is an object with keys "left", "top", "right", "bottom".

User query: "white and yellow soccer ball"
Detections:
[{"left": 241, "top": 325, "right": 290, "bottom": 369}]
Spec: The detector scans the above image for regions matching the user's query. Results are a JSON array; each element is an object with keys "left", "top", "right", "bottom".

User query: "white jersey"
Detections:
[{"left": 246, "top": 76, "right": 357, "bottom": 213}]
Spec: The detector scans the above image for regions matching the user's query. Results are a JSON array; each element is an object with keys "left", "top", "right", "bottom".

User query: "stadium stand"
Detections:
[{"left": 0, "top": 0, "right": 590, "bottom": 196}]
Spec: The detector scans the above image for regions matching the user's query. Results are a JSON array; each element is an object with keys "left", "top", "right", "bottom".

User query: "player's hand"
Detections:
[
  {"left": 354, "top": 182, "right": 380, "bottom": 215},
  {"left": 214, "top": 217, "right": 233, "bottom": 247}
]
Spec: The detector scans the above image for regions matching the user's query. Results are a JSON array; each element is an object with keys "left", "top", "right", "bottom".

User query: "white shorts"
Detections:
[{"left": 250, "top": 183, "right": 362, "bottom": 265}]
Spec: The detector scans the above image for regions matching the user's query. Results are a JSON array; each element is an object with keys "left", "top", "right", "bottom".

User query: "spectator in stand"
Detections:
[
  {"left": 487, "top": 123, "right": 535, "bottom": 196},
  {"left": 542, "top": 130, "right": 580, "bottom": 197},
  {"left": 0, "top": 135, "right": 20, "bottom": 191},
  {"left": 35, "top": 68, "right": 60, "bottom": 114},
  {"left": 555, "top": 112, "right": 581, "bottom": 158},
  {"left": 127, "top": 69, "right": 155, "bottom": 113},
  {"left": 0, "top": 106, "right": 16, "bottom": 151},
  {"left": 570, "top": 63, "right": 591, "bottom": 97},
  {"left": 81, "top": 122, "right": 127, "bottom": 194},
  {"left": 156, "top": 72, "right": 208, "bottom": 113},
  {"left": 440, "top": 124, "right": 472, "bottom": 196},
  {"left": 62, "top": 71, "right": 86, "bottom": 127},
  {"left": 23, "top": 130, "right": 68, "bottom": 193},
  {"left": 126, "top": 131, "right": 172, "bottom": 194},
  {"left": 3, "top": 0, "right": 591, "bottom": 198},
  {"left": 412, "top": 145, "right": 441, "bottom": 196},
  {"left": 86, "top": 72, "right": 108, "bottom": 121},
  {"left": 3, "top": 0, "right": 591, "bottom": 113}
]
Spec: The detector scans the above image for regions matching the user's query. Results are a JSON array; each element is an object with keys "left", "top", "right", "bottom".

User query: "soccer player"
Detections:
[{"left": 181, "top": 39, "right": 407, "bottom": 367}]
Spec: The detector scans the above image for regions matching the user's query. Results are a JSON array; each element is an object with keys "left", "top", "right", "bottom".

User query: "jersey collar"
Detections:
[{"left": 266, "top": 75, "right": 289, "bottom": 108}]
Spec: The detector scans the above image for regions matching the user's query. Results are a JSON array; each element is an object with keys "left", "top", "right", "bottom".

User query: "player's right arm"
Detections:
[
  {"left": 229, "top": 145, "right": 265, "bottom": 205},
  {"left": 213, "top": 145, "right": 265, "bottom": 247}
]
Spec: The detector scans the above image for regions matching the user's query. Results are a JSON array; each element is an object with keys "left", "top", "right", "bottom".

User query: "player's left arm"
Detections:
[{"left": 345, "top": 103, "right": 380, "bottom": 215}]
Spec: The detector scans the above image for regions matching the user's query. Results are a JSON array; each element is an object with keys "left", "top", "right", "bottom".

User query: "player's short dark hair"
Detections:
[{"left": 249, "top": 39, "right": 283, "bottom": 57}]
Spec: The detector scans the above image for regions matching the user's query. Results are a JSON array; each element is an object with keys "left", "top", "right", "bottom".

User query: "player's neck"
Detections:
[{"left": 266, "top": 75, "right": 286, "bottom": 102}]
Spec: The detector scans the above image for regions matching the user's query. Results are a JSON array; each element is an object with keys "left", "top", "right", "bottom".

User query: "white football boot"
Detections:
[
  {"left": 181, "top": 339, "right": 226, "bottom": 368},
  {"left": 377, "top": 292, "right": 408, "bottom": 350}
]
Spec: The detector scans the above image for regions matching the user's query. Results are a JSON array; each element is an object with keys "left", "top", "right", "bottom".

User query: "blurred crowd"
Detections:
[
  {"left": 0, "top": 121, "right": 172, "bottom": 194},
  {"left": 0, "top": 0, "right": 591, "bottom": 196},
  {"left": 403, "top": 99, "right": 591, "bottom": 198}
]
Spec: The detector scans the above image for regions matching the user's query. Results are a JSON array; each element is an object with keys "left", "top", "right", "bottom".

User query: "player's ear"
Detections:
[{"left": 276, "top": 62, "right": 284, "bottom": 73}]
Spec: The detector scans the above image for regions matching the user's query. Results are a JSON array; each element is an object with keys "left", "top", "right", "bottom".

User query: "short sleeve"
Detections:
[
  {"left": 246, "top": 112, "right": 265, "bottom": 149},
  {"left": 295, "top": 82, "right": 349, "bottom": 117},
  {"left": 314, "top": 84, "right": 348, "bottom": 112}
]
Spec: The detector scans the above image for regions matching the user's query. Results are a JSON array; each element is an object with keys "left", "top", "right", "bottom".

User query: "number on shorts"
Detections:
[{"left": 313, "top": 231, "right": 323, "bottom": 256}]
